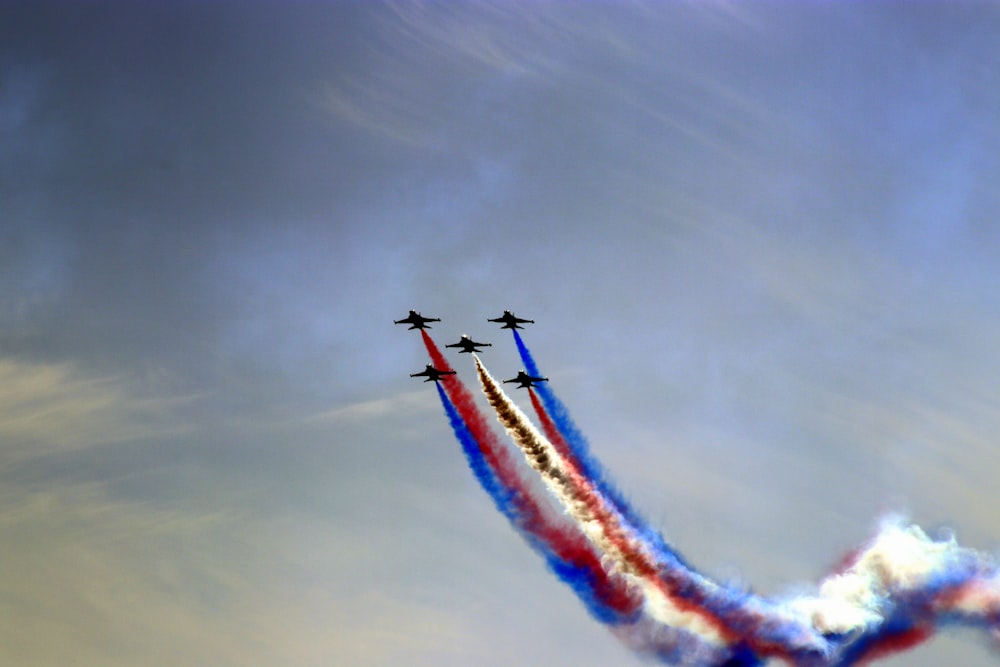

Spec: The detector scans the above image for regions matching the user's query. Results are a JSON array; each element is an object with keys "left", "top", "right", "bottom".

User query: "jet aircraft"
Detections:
[
  {"left": 410, "top": 364, "right": 457, "bottom": 383},
  {"left": 503, "top": 370, "right": 549, "bottom": 388},
  {"left": 445, "top": 335, "right": 492, "bottom": 354},
  {"left": 394, "top": 310, "right": 441, "bottom": 330},
  {"left": 488, "top": 310, "right": 534, "bottom": 329}
]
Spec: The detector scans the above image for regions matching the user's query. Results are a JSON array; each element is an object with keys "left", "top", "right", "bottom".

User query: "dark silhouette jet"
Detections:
[
  {"left": 445, "top": 335, "right": 492, "bottom": 354},
  {"left": 503, "top": 370, "right": 549, "bottom": 389},
  {"left": 410, "top": 364, "right": 457, "bottom": 383},
  {"left": 394, "top": 310, "right": 441, "bottom": 330},
  {"left": 488, "top": 310, "right": 534, "bottom": 329}
]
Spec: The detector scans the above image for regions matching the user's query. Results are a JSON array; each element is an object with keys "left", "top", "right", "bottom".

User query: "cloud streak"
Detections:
[
  {"left": 417, "top": 328, "right": 1000, "bottom": 666},
  {"left": 0, "top": 358, "right": 196, "bottom": 462}
]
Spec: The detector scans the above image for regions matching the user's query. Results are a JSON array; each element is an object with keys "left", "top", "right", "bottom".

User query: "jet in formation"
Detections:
[
  {"left": 410, "top": 364, "right": 457, "bottom": 383},
  {"left": 488, "top": 310, "right": 534, "bottom": 329},
  {"left": 394, "top": 310, "right": 441, "bottom": 330},
  {"left": 445, "top": 335, "right": 492, "bottom": 354},
  {"left": 503, "top": 370, "right": 549, "bottom": 388}
]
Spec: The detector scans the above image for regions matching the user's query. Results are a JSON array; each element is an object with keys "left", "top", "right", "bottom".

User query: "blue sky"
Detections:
[{"left": 2, "top": 2, "right": 1000, "bottom": 665}]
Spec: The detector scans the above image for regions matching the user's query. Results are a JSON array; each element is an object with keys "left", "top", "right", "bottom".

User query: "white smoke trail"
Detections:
[
  {"left": 474, "top": 355, "right": 730, "bottom": 645},
  {"left": 789, "top": 516, "right": 1000, "bottom": 636}
]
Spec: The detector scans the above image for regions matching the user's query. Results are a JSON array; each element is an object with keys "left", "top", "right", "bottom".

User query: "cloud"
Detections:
[
  {"left": 323, "top": 591, "right": 476, "bottom": 667},
  {"left": 0, "top": 358, "right": 196, "bottom": 462},
  {"left": 0, "top": 463, "right": 480, "bottom": 667},
  {"left": 0, "top": 480, "right": 237, "bottom": 665},
  {"left": 0, "top": 480, "right": 294, "bottom": 665},
  {"left": 309, "top": 389, "right": 434, "bottom": 424}
]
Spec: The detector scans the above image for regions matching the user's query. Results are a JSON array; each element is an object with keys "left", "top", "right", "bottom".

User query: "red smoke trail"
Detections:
[
  {"left": 856, "top": 626, "right": 932, "bottom": 666},
  {"left": 421, "top": 331, "right": 642, "bottom": 618},
  {"left": 529, "top": 387, "right": 584, "bottom": 472},
  {"left": 528, "top": 388, "right": 672, "bottom": 582}
]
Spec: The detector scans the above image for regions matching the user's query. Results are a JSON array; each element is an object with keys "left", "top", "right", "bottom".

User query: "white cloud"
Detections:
[
  {"left": 309, "top": 388, "right": 435, "bottom": 424},
  {"left": 0, "top": 358, "right": 196, "bottom": 461}
]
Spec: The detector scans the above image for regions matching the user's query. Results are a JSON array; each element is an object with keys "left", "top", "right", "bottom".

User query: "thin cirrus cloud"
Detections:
[{"left": 0, "top": 358, "right": 197, "bottom": 462}]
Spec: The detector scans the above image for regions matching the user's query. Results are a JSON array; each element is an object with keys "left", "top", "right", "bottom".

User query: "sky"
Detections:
[{"left": 2, "top": 1, "right": 1000, "bottom": 665}]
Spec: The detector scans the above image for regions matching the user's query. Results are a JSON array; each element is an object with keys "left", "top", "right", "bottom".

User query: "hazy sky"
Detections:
[{"left": 2, "top": 2, "right": 1000, "bottom": 665}]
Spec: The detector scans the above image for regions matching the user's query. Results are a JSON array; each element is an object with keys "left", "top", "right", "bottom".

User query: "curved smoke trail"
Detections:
[
  {"left": 786, "top": 517, "right": 1000, "bottom": 665},
  {"left": 474, "top": 355, "right": 790, "bottom": 663},
  {"left": 510, "top": 338, "right": 835, "bottom": 661},
  {"left": 512, "top": 331, "right": 695, "bottom": 569},
  {"left": 422, "top": 332, "right": 642, "bottom": 623},
  {"left": 500, "top": 330, "right": 1000, "bottom": 665},
  {"left": 413, "top": 324, "right": 1000, "bottom": 665},
  {"left": 478, "top": 355, "right": 840, "bottom": 664}
]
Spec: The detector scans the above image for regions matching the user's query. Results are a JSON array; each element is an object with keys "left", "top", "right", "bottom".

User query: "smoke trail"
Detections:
[
  {"left": 512, "top": 330, "right": 692, "bottom": 569},
  {"left": 428, "top": 338, "right": 773, "bottom": 664},
  {"left": 433, "top": 381, "right": 638, "bottom": 623},
  {"left": 789, "top": 517, "right": 1000, "bottom": 665},
  {"left": 474, "top": 356, "right": 755, "bottom": 650},
  {"left": 513, "top": 345, "right": 832, "bottom": 661},
  {"left": 419, "top": 325, "right": 1000, "bottom": 664},
  {"left": 434, "top": 381, "right": 516, "bottom": 523},
  {"left": 473, "top": 363, "right": 762, "bottom": 665},
  {"left": 422, "top": 332, "right": 642, "bottom": 623},
  {"left": 527, "top": 387, "right": 582, "bottom": 474},
  {"left": 525, "top": 337, "right": 1000, "bottom": 663}
]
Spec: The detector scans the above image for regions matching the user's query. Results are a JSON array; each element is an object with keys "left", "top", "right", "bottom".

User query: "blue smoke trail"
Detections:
[
  {"left": 435, "top": 381, "right": 516, "bottom": 520},
  {"left": 512, "top": 329, "right": 693, "bottom": 570}
]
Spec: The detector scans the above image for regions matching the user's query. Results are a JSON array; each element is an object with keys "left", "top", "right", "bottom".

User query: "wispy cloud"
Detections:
[
  {"left": 309, "top": 389, "right": 434, "bottom": 424},
  {"left": 0, "top": 358, "right": 197, "bottom": 462},
  {"left": 0, "top": 475, "right": 480, "bottom": 667}
]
